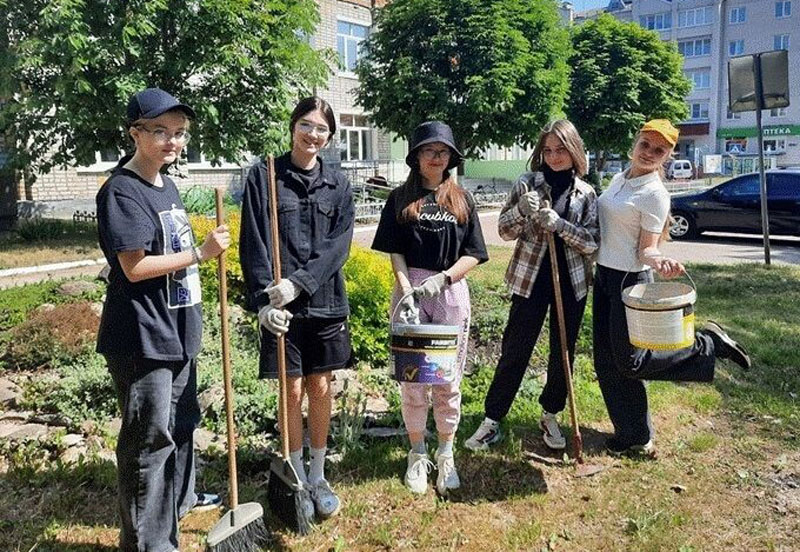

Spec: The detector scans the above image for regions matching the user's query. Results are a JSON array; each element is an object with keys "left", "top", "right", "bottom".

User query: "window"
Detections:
[
  {"left": 729, "top": 40, "right": 744, "bottom": 56},
  {"left": 776, "top": 1, "right": 792, "bottom": 18},
  {"left": 679, "top": 38, "right": 712, "bottom": 57},
  {"left": 722, "top": 175, "right": 759, "bottom": 196},
  {"left": 339, "top": 114, "right": 373, "bottom": 162},
  {"left": 730, "top": 6, "right": 746, "bottom": 23},
  {"left": 685, "top": 68, "right": 711, "bottom": 90},
  {"left": 768, "top": 174, "right": 797, "bottom": 198},
  {"left": 774, "top": 34, "right": 790, "bottom": 50},
  {"left": 337, "top": 21, "right": 368, "bottom": 73},
  {"left": 725, "top": 139, "right": 748, "bottom": 154},
  {"left": 770, "top": 107, "right": 788, "bottom": 117},
  {"left": 764, "top": 139, "right": 787, "bottom": 152},
  {"left": 679, "top": 7, "right": 712, "bottom": 27},
  {"left": 726, "top": 107, "right": 742, "bottom": 120},
  {"left": 640, "top": 12, "right": 672, "bottom": 30},
  {"left": 688, "top": 101, "right": 709, "bottom": 120},
  {"left": 99, "top": 149, "right": 121, "bottom": 163}
]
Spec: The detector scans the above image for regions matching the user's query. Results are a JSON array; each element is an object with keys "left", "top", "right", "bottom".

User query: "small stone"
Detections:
[
  {"left": 57, "top": 280, "right": 100, "bottom": 297},
  {"left": 194, "top": 428, "right": 218, "bottom": 452},
  {"left": 198, "top": 385, "right": 225, "bottom": 414},
  {"left": 80, "top": 420, "right": 98, "bottom": 434},
  {"left": 671, "top": 484, "right": 688, "bottom": 493},
  {"left": 60, "top": 446, "right": 89, "bottom": 465},
  {"left": 365, "top": 396, "right": 390, "bottom": 415},
  {"left": 0, "top": 378, "right": 23, "bottom": 408},
  {"left": 62, "top": 434, "right": 85, "bottom": 448},
  {"left": 91, "top": 302, "right": 104, "bottom": 317},
  {"left": 8, "top": 423, "right": 51, "bottom": 441},
  {"left": 363, "top": 427, "right": 407, "bottom": 439},
  {"left": 36, "top": 303, "right": 57, "bottom": 313},
  {"left": 105, "top": 418, "right": 122, "bottom": 435},
  {"left": 0, "top": 422, "right": 23, "bottom": 438}
]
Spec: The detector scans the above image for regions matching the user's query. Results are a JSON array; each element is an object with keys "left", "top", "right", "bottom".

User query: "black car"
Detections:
[{"left": 669, "top": 169, "right": 800, "bottom": 239}]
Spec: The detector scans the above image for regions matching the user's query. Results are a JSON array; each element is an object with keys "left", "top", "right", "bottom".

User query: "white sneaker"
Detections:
[
  {"left": 539, "top": 412, "right": 566, "bottom": 450},
  {"left": 309, "top": 478, "right": 340, "bottom": 519},
  {"left": 404, "top": 450, "right": 434, "bottom": 494},
  {"left": 464, "top": 418, "right": 501, "bottom": 451},
  {"left": 434, "top": 451, "right": 460, "bottom": 495}
]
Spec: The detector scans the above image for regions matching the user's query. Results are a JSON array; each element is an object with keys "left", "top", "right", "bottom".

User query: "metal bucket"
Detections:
[{"left": 622, "top": 280, "right": 697, "bottom": 350}]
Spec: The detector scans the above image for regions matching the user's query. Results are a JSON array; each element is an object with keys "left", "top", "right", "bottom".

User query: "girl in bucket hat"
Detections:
[
  {"left": 372, "top": 121, "right": 489, "bottom": 495},
  {"left": 593, "top": 119, "right": 751, "bottom": 457}
]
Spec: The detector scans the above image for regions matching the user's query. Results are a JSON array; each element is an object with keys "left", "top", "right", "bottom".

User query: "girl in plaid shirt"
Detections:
[{"left": 466, "top": 120, "right": 599, "bottom": 452}]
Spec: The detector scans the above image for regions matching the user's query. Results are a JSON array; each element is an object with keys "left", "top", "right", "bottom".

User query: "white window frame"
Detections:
[
  {"left": 76, "top": 149, "right": 125, "bottom": 173},
  {"left": 685, "top": 68, "right": 711, "bottom": 90},
  {"left": 337, "top": 18, "right": 369, "bottom": 77},
  {"left": 730, "top": 6, "right": 746, "bottom": 24},
  {"left": 764, "top": 138, "right": 786, "bottom": 152},
  {"left": 769, "top": 107, "right": 788, "bottom": 117},
  {"left": 640, "top": 12, "right": 672, "bottom": 30},
  {"left": 679, "top": 38, "right": 712, "bottom": 57},
  {"left": 776, "top": 1, "right": 791, "bottom": 18},
  {"left": 726, "top": 107, "right": 742, "bottom": 120},
  {"left": 678, "top": 6, "right": 712, "bottom": 28},
  {"left": 181, "top": 147, "right": 240, "bottom": 170},
  {"left": 338, "top": 113, "right": 373, "bottom": 164},
  {"left": 774, "top": 34, "right": 790, "bottom": 50},
  {"left": 729, "top": 39, "right": 745, "bottom": 56},
  {"left": 688, "top": 101, "right": 709, "bottom": 121}
]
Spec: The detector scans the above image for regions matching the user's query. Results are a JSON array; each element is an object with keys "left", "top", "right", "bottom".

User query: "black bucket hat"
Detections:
[
  {"left": 127, "top": 88, "right": 196, "bottom": 122},
  {"left": 405, "top": 121, "right": 463, "bottom": 170}
]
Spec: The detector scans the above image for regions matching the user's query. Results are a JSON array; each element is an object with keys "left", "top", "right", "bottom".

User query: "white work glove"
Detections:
[
  {"left": 266, "top": 279, "right": 301, "bottom": 308},
  {"left": 414, "top": 272, "right": 449, "bottom": 299},
  {"left": 398, "top": 291, "right": 420, "bottom": 325},
  {"left": 518, "top": 191, "right": 540, "bottom": 217},
  {"left": 258, "top": 305, "right": 293, "bottom": 335},
  {"left": 537, "top": 208, "right": 564, "bottom": 233}
]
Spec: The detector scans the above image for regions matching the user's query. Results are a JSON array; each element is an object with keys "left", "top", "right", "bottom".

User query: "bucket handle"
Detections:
[
  {"left": 389, "top": 282, "right": 450, "bottom": 332},
  {"left": 619, "top": 264, "right": 697, "bottom": 298}
]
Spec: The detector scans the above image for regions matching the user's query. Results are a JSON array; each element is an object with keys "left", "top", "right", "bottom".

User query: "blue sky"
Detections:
[{"left": 570, "top": 0, "right": 611, "bottom": 12}]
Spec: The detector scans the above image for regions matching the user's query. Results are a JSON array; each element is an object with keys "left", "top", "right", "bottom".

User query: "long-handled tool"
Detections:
[
  {"left": 207, "top": 188, "right": 271, "bottom": 552},
  {"left": 264, "top": 154, "right": 314, "bottom": 534},
  {"left": 540, "top": 198, "right": 603, "bottom": 478}
]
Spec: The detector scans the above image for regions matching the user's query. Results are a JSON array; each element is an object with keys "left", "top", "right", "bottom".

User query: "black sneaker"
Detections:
[
  {"left": 606, "top": 437, "right": 656, "bottom": 458},
  {"left": 703, "top": 321, "right": 751, "bottom": 370}
]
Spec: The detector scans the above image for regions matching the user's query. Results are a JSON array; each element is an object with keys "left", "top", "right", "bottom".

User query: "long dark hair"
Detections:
[
  {"left": 394, "top": 167, "right": 469, "bottom": 225},
  {"left": 289, "top": 96, "right": 336, "bottom": 146}
]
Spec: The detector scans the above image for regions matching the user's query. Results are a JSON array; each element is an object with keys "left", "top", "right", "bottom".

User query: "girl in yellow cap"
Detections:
[{"left": 592, "top": 119, "right": 751, "bottom": 457}]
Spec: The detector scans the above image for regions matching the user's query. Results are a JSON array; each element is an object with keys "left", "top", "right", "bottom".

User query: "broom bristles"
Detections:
[
  {"left": 207, "top": 516, "right": 271, "bottom": 552},
  {"left": 267, "top": 473, "right": 314, "bottom": 535}
]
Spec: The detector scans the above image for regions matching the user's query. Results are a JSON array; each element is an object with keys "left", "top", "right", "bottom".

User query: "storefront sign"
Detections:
[{"left": 717, "top": 125, "right": 800, "bottom": 138}]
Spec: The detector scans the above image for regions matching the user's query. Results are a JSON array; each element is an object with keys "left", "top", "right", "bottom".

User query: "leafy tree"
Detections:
[
  {"left": 0, "top": 0, "right": 331, "bottom": 179},
  {"left": 355, "top": 0, "right": 570, "bottom": 155},
  {"left": 566, "top": 14, "right": 691, "bottom": 170}
]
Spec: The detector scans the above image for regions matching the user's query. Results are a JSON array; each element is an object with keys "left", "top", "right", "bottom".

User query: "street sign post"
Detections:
[{"left": 728, "top": 50, "right": 790, "bottom": 266}]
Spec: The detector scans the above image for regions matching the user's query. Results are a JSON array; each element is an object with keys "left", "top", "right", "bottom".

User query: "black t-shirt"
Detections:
[
  {"left": 371, "top": 186, "right": 489, "bottom": 271},
  {"left": 95, "top": 168, "right": 203, "bottom": 360}
]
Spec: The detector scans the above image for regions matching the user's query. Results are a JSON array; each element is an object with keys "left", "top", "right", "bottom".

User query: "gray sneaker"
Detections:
[
  {"left": 309, "top": 479, "right": 340, "bottom": 519},
  {"left": 464, "top": 418, "right": 501, "bottom": 451}
]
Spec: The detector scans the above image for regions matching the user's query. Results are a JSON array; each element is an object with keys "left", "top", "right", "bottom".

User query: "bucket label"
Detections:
[
  {"left": 625, "top": 306, "right": 695, "bottom": 351},
  {"left": 392, "top": 349, "right": 458, "bottom": 384}
]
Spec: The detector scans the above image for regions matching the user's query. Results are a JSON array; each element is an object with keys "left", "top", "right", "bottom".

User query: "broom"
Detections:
[
  {"left": 264, "top": 154, "right": 314, "bottom": 535},
  {"left": 207, "top": 188, "right": 272, "bottom": 552}
]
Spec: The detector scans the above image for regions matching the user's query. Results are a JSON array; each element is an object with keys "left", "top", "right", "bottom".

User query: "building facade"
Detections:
[{"left": 603, "top": 0, "right": 798, "bottom": 172}]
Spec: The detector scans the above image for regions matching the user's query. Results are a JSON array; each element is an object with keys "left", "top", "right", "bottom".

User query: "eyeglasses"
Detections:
[
  {"left": 296, "top": 121, "right": 330, "bottom": 137},
  {"left": 136, "top": 126, "right": 191, "bottom": 144},
  {"left": 419, "top": 147, "right": 452, "bottom": 160}
]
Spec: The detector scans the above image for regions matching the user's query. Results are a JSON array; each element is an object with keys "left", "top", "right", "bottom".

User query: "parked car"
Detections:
[
  {"left": 667, "top": 159, "right": 693, "bottom": 180},
  {"left": 669, "top": 169, "right": 800, "bottom": 239}
]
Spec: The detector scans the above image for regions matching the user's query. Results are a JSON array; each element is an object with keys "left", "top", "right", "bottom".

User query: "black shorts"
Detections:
[{"left": 258, "top": 316, "right": 353, "bottom": 379}]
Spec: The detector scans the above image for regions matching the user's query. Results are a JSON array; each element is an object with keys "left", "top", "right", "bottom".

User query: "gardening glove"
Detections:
[
  {"left": 258, "top": 305, "right": 293, "bottom": 336},
  {"left": 266, "top": 279, "right": 301, "bottom": 308},
  {"left": 414, "top": 272, "right": 449, "bottom": 299},
  {"left": 517, "top": 191, "right": 540, "bottom": 217},
  {"left": 537, "top": 208, "right": 564, "bottom": 233},
  {"left": 398, "top": 291, "right": 420, "bottom": 325}
]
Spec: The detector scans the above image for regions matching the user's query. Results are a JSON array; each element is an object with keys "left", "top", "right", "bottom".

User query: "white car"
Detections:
[{"left": 667, "top": 160, "right": 693, "bottom": 180}]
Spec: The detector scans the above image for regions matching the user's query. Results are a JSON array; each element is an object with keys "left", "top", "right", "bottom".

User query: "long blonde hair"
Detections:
[
  {"left": 395, "top": 169, "right": 469, "bottom": 224},
  {"left": 529, "top": 119, "right": 588, "bottom": 177}
]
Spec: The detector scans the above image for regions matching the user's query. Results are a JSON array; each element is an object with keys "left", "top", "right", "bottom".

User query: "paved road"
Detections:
[{"left": 355, "top": 211, "right": 800, "bottom": 266}]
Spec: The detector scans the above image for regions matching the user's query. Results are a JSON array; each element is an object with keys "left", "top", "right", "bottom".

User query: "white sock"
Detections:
[
  {"left": 484, "top": 417, "right": 499, "bottom": 428},
  {"left": 289, "top": 449, "right": 307, "bottom": 484},
  {"left": 308, "top": 446, "right": 326, "bottom": 485}
]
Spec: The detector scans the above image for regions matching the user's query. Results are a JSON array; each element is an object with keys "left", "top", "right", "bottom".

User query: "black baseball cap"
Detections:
[
  {"left": 126, "top": 88, "right": 196, "bottom": 122},
  {"left": 405, "top": 121, "right": 463, "bottom": 170}
]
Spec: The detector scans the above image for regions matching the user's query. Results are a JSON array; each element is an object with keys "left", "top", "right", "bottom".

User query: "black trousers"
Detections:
[
  {"left": 107, "top": 355, "right": 201, "bottom": 552},
  {"left": 484, "top": 251, "right": 587, "bottom": 422},
  {"left": 592, "top": 265, "right": 716, "bottom": 446}
]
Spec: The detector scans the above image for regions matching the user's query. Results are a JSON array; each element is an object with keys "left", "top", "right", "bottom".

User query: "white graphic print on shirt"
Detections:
[{"left": 159, "top": 204, "right": 201, "bottom": 308}]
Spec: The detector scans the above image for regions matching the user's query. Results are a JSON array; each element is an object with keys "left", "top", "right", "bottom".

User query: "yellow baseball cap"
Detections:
[{"left": 641, "top": 119, "right": 679, "bottom": 147}]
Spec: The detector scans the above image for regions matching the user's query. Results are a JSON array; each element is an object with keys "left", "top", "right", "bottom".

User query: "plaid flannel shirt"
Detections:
[{"left": 498, "top": 172, "right": 599, "bottom": 301}]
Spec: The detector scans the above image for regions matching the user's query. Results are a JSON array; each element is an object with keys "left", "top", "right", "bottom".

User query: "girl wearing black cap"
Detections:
[
  {"left": 465, "top": 119, "right": 599, "bottom": 454},
  {"left": 372, "top": 121, "right": 488, "bottom": 495},
  {"left": 240, "top": 96, "right": 354, "bottom": 520},
  {"left": 96, "top": 88, "right": 230, "bottom": 552}
]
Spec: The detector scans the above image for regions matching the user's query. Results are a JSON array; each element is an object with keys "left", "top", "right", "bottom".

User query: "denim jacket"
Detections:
[{"left": 240, "top": 153, "right": 354, "bottom": 318}]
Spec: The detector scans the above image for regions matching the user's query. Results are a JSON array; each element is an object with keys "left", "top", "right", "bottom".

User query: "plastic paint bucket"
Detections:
[
  {"left": 622, "top": 281, "right": 696, "bottom": 350},
  {"left": 391, "top": 323, "right": 460, "bottom": 384}
]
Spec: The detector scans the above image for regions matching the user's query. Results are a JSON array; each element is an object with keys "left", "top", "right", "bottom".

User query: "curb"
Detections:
[{"left": 0, "top": 257, "right": 107, "bottom": 278}]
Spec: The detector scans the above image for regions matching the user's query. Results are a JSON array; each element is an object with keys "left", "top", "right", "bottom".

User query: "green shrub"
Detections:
[
  {"left": 180, "top": 186, "right": 237, "bottom": 216},
  {"left": 190, "top": 210, "right": 246, "bottom": 305},
  {"left": 343, "top": 245, "right": 394, "bottom": 368}
]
